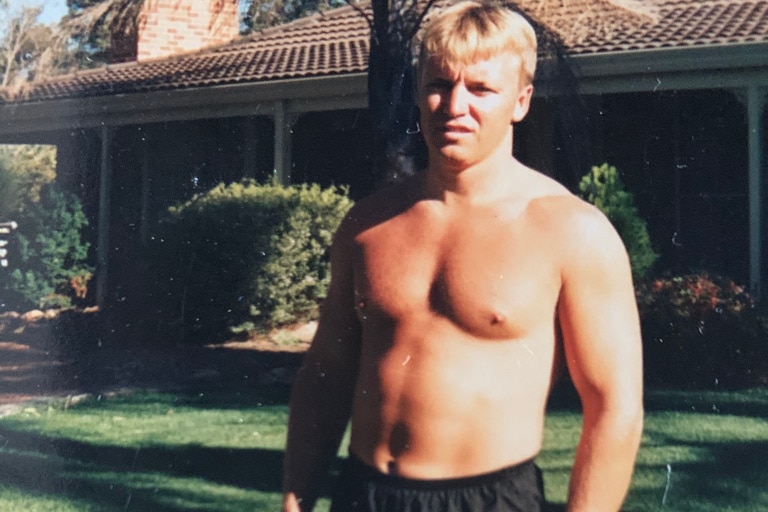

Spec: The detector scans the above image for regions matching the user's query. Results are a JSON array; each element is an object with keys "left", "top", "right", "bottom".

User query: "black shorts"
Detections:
[{"left": 330, "top": 453, "right": 545, "bottom": 512}]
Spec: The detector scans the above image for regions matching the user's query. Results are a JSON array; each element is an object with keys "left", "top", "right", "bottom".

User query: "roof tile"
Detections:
[{"left": 4, "top": 0, "right": 767, "bottom": 103}]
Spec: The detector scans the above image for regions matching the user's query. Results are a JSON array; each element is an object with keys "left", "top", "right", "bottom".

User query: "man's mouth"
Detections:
[{"left": 439, "top": 124, "right": 472, "bottom": 134}]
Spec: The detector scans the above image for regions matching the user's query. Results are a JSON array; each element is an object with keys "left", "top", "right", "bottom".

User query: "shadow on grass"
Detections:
[
  {"left": 541, "top": 440, "right": 768, "bottom": 512},
  {"left": 0, "top": 425, "right": 307, "bottom": 511},
  {"left": 547, "top": 381, "right": 768, "bottom": 419},
  {"left": 643, "top": 387, "right": 768, "bottom": 419},
  {"left": 544, "top": 384, "right": 768, "bottom": 511},
  {"left": 682, "top": 441, "right": 768, "bottom": 501},
  {"left": 626, "top": 441, "right": 768, "bottom": 511},
  {"left": 0, "top": 427, "right": 285, "bottom": 491},
  {"left": 0, "top": 424, "right": 572, "bottom": 512}
]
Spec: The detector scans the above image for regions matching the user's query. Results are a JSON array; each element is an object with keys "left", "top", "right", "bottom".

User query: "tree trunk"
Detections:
[{"left": 367, "top": 0, "right": 431, "bottom": 186}]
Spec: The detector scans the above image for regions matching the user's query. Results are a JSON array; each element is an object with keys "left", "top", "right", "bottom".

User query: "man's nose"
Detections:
[{"left": 444, "top": 85, "right": 469, "bottom": 116}]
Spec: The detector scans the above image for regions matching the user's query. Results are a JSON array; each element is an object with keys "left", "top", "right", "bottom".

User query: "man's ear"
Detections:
[{"left": 511, "top": 84, "right": 534, "bottom": 123}]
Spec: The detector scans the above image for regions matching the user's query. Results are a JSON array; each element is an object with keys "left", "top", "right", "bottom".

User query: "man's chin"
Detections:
[
  {"left": 433, "top": 150, "right": 475, "bottom": 170},
  {"left": 433, "top": 142, "right": 465, "bottom": 156}
]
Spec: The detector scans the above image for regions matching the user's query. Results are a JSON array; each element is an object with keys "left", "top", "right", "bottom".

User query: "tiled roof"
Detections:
[{"left": 5, "top": 0, "right": 768, "bottom": 104}]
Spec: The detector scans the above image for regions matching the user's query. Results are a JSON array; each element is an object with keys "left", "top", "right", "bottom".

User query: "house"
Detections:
[{"left": 0, "top": 0, "right": 766, "bottom": 310}]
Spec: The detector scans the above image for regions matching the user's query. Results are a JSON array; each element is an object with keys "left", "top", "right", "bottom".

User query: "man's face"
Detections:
[{"left": 417, "top": 51, "right": 533, "bottom": 170}]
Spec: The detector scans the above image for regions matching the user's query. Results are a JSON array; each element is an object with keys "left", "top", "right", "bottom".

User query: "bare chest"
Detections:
[{"left": 353, "top": 210, "right": 561, "bottom": 339}]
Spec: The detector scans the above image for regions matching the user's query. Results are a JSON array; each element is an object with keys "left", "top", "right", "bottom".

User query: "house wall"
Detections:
[
  {"left": 58, "top": 117, "right": 274, "bottom": 310},
  {"left": 291, "top": 109, "right": 377, "bottom": 200},
  {"left": 288, "top": 94, "right": 757, "bottom": 285},
  {"left": 588, "top": 89, "right": 754, "bottom": 284},
  {"left": 46, "top": 88, "right": 762, "bottom": 309},
  {"left": 291, "top": 105, "right": 563, "bottom": 200},
  {"left": 54, "top": 128, "right": 104, "bottom": 260}
]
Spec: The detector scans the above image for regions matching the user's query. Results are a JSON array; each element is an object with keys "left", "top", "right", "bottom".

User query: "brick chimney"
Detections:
[{"left": 136, "top": 0, "right": 239, "bottom": 62}]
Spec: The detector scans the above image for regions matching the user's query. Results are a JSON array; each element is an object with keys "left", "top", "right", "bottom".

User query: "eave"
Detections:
[
  {"left": 572, "top": 42, "right": 768, "bottom": 94},
  {"left": 1, "top": 42, "right": 767, "bottom": 141},
  {"left": 0, "top": 72, "right": 368, "bottom": 140}
]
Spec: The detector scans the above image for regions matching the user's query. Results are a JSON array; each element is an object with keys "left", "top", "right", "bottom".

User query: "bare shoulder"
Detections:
[
  {"left": 536, "top": 193, "right": 617, "bottom": 240},
  {"left": 339, "top": 176, "right": 423, "bottom": 239},
  {"left": 525, "top": 175, "right": 628, "bottom": 272}
]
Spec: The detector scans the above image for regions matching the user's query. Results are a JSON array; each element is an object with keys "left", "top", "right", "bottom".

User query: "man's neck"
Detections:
[{"left": 425, "top": 151, "right": 527, "bottom": 206}]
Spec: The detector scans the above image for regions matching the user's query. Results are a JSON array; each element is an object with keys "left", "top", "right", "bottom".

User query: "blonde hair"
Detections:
[{"left": 417, "top": 1, "right": 538, "bottom": 84}]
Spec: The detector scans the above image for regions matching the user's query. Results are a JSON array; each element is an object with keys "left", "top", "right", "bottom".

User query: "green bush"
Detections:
[
  {"left": 0, "top": 163, "right": 23, "bottom": 220},
  {"left": 0, "top": 145, "right": 57, "bottom": 211},
  {"left": 149, "top": 179, "right": 353, "bottom": 343},
  {"left": 578, "top": 163, "right": 658, "bottom": 278},
  {"left": 2, "top": 184, "right": 93, "bottom": 310},
  {"left": 636, "top": 273, "right": 767, "bottom": 388}
]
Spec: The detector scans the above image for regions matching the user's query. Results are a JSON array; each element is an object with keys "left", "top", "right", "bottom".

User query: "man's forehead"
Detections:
[{"left": 422, "top": 52, "right": 522, "bottom": 76}]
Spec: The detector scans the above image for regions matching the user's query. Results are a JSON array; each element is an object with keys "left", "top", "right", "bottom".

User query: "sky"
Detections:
[{"left": 5, "top": 0, "right": 68, "bottom": 26}]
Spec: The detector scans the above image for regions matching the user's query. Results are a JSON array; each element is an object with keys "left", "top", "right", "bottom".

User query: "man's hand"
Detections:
[{"left": 282, "top": 492, "right": 304, "bottom": 512}]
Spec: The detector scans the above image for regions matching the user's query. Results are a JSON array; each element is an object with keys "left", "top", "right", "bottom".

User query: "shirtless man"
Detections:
[{"left": 282, "top": 2, "right": 644, "bottom": 511}]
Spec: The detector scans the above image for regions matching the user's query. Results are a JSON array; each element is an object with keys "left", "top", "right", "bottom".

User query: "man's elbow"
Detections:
[{"left": 584, "top": 391, "right": 644, "bottom": 440}]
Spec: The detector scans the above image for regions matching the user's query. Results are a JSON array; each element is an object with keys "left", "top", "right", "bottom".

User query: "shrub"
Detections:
[
  {"left": 636, "top": 272, "right": 767, "bottom": 388},
  {"left": 2, "top": 184, "right": 93, "bottom": 310},
  {"left": 0, "top": 162, "right": 23, "bottom": 220},
  {"left": 578, "top": 163, "right": 658, "bottom": 278},
  {"left": 0, "top": 145, "right": 57, "bottom": 210},
  {"left": 148, "top": 179, "right": 353, "bottom": 343}
]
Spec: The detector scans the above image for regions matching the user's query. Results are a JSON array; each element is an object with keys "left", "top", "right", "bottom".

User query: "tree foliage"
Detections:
[
  {"left": 0, "top": 144, "right": 88, "bottom": 310},
  {"left": 3, "top": 184, "right": 93, "bottom": 310},
  {"left": 0, "top": 144, "right": 57, "bottom": 216},
  {"left": 243, "top": 0, "right": 352, "bottom": 32},
  {"left": 52, "top": 0, "right": 143, "bottom": 68},
  {"left": 0, "top": 3, "right": 52, "bottom": 87},
  {"left": 0, "top": 158, "right": 21, "bottom": 220}
]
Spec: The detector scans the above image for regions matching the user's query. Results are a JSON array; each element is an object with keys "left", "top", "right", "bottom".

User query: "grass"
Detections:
[
  {"left": 542, "top": 387, "right": 768, "bottom": 511},
  {"left": 0, "top": 385, "right": 767, "bottom": 511},
  {"left": 0, "top": 387, "right": 300, "bottom": 512}
]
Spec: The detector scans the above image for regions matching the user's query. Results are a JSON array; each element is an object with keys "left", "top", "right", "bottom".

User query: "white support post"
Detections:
[
  {"left": 273, "top": 101, "right": 295, "bottom": 185},
  {"left": 96, "top": 125, "right": 113, "bottom": 309},
  {"left": 242, "top": 117, "right": 258, "bottom": 179},
  {"left": 140, "top": 129, "right": 151, "bottom": 245},
  {"left": 747, "top": 86, "right": 766, "bottom": 300}
]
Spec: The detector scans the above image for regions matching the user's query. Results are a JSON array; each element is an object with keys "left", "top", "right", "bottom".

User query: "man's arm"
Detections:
[
  {"left": 557, "top": 206, "right": 644, "bottom": 512},
  {"left": 282, "top": 216, "right": 362, "bottom": 512}
]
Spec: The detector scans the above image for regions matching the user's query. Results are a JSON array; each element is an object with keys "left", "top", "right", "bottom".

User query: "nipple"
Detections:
[{"left": 490, "top": 312, "right": 506, "bottom": 325}]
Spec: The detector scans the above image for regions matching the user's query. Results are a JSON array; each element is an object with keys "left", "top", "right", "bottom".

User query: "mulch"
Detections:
[{"left": 0, "top": 310, "right": 311, "bottom": 411}]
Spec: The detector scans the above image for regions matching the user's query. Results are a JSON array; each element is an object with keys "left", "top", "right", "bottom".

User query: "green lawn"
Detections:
[
  {"left": 543, "top": 387, "right": 768, "bottom": 511},
  {"left": 0, "top": 385, "right": 767, "bottom": 511}
]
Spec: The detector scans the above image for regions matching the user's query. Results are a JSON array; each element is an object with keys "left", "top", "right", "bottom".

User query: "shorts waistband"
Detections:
[{"left": 345, "top": 452, "right": 538, "bottom": 492}]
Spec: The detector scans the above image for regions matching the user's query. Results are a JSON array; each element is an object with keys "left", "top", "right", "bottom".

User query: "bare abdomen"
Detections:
[{"left": 348, "top": 322, "right": 555, "bottom": 479}]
